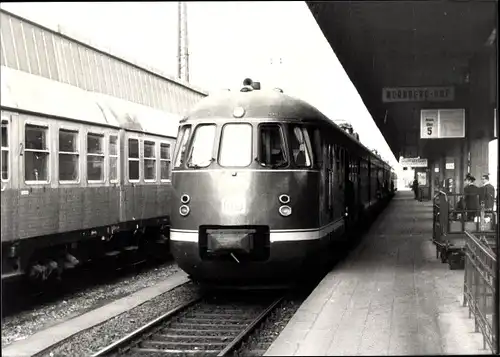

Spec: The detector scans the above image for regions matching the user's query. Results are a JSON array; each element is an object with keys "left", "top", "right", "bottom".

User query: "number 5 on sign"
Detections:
[{"left": 420, "top": 109, "right": 439, "bottom": 139}]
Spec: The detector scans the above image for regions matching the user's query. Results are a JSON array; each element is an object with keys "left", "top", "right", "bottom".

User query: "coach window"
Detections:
[
  {"left": 109, "top": 135, "right": 118, "bottom": 182},
  {"left": 289, "top": 125, "right": 312, "bottom": 168},
  {"left": 258, "top": 124, "right": 287, "bottom": 168},
  {"left": 144, "top": 140, "right": 156, "bottom": 181},
  {"left": 174, "top": 125, "right": 191, "bottom": 168},
  {"left": 186, "top": 124, "right": 216, "bottom": 168},
  {"left": 128, "top": 138, "right": 140, "bottom": 181},
  {"left": 160, "top": 143, "right": 171, "bottom": 180},
  {"left": 87, "top": 133, "right": 104, "bottom": 182},
  {"left": 219, "top": 123, "right": 252, "bottom": 167},
  {"left": 25, "top": 124, "right": 50, "bottom": 182},
  {"left": 59, "top": 129, "right": 79, "bottom": 181},
  {"left": 1, "top": 120, "right": 9, "bottom": 181}
]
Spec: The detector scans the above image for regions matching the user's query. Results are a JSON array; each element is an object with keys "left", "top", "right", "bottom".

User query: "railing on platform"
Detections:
[
  {"left": 463, "top": 230, "right": 497, "bottom": 353},
  {"left": 432, "top": 191, "right": 497, "bottom": 269}
]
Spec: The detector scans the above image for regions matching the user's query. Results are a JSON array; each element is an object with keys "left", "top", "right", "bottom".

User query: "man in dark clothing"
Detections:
[
  {"left": 479, "top": 174, "right": 495, "bottom": 211},
  {"left": 463, "top": 174, "right": 480, "bottom": 221},
  {"left": 412, "top": 179, "right": 419, "bottom": 200}
]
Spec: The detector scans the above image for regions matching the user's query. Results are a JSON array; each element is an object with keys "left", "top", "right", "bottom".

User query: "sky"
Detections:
[{"left": 1, "top": 1, "right": 400, "bottom": 168}]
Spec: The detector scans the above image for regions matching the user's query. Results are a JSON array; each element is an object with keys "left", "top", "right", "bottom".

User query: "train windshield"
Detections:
[
  {"left": 289, "top": 125, "right": 312, "bottom": 168},
  {"left": 174, "top": 125, "right": 191, "bottom": 168},
  {"left": 186, "top": 124, "right": 216, "bottom": 168},
  {"left": 219, "top": 123, "right": 252, "bottom": 167},
  {"left": 258, "top": 124, "right": 287, "bottom": 168}
]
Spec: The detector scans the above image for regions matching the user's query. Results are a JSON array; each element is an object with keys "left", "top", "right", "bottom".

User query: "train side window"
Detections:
[
  {"left": 128, "top": 138, "right": 140, "bottom": 181},
  {"left": 144, "top": 140, "right": 156, "bottom": 181},
  {"left": 219, "top": 123, "right": 252, "bottom": 167},
  {"left": 309, "top": 128, "right": 322, "bottom": 167},
  {"left": 1, "top": 120, "right": 9, "bottom": 181},
  {"left": 59, "top": 129, "right": 79, "bottom": 182},
  {"left": 174, "top": 125, "right": 191, "bottom": 168},
  {"left": 289, "top": 125, "right": 312, "bottom": 168},
  {"left": 186, "top": 124, "right": 216, "bottom": 168},
  {"left": 25, "top": 124, "right": 50, "bottom": 183},
  {"left": 109, "top": 135, "right": 118, "bottom": 182},
  {"left": 258, "top": 124, "right": 287, "bottom": 168},
  {"left": 87, "top": 133, "right": 105, "bottom": 182},
  {"left": 160, "top": 143, "right": 171, "bottom": 180}
]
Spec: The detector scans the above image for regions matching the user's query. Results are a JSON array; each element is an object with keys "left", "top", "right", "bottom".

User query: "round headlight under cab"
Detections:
[
  {"left": 181, "top": 194, "right": 190, "bottom": 204},
  {"left": 179, "top": 205, "right": 190, "bottom": 216},
  {"left": 279, "top": 205, "right": 292, "bottom": 217},
  {"left": 279, "top": 194, "right": 290, "bottom": 204},
  {"left": 233, "top": 107, "right": 245, "bottom": 118}
]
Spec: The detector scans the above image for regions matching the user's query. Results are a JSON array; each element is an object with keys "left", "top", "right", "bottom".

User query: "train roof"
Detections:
[
  {"left": 0, "top": 66, "right": 180, "bottom": 138},
  {"left": 182, "top": 88, "right": 392, "bottom": 169}
]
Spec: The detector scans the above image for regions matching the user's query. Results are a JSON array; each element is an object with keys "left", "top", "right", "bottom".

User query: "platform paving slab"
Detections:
[{"left": 265, "top": 191, "right": 492, "bottom": 356}]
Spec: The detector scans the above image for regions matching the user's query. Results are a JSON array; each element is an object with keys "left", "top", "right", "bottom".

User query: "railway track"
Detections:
[{"left": 92, "top": 292, "right": 285, "bottom": 356}]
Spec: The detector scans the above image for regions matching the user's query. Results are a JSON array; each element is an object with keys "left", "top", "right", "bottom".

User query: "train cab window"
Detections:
[
  {"left": 186, "top": 124, "right": 216, "bottom": 168},
  {"left": 219, "top": 123, "right": 252, "bottom": 167},
  {"left": 307, "top": 127, "right": 322, "bottom": 167},
  {"left": 87, "top": 133, "right": 104, "bottom": 182},
  {"left": 25, "top": 124, "right": 50, "bottom": 182},
  {"left": 160, "top": 143, "right": 171, "bottom": 180},
  {"left": 144, "top": 140, "right": 156, "bottom": 181},
  {"left": 58, "top": 129, "right": 79, "bottom": 181},
  {"left": 1, "top": 120, "right": 9, "bottom": 181},
  {"left": 289, "top": 125, "right": 311, "bottom": 168},
  {"left": 109, "top": 135, "right": 118, "bottom": 182},
  {"left": 258, "top": 124, "right": 287, "bottom": 168},
  {"left": 174, "top": 125, "right": 191, "bottom": 168},
  {"left": 128, "top": 138, "right": 140, "bottom": 181}
]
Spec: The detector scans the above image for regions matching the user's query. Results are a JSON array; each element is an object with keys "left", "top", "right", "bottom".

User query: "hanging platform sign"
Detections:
[
  {"left": 400, "top": 158, "right": 428, "bottom": 167},
  {"left": 420, "top": 109, "right": 465, "bottom": 139},
  {"left": 382, "top": 86, "right": 455, "bottom": 103}
]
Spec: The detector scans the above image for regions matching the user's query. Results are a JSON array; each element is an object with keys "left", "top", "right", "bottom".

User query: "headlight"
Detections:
[
  {"left": 179, "top": 205, "right": 190, "bottom": 216},
  {"left": 279, "top": 194, "right": 290, "bottom": 204},
  {"left": 181, "top": 194, "right": 190, "bottom": 204},
  {"left": 279, "top": 205, "right": 292, "bottom": 217}
]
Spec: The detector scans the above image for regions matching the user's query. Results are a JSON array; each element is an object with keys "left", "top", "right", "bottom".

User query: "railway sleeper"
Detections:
[
  {"left": 142, "top": 340, "right": 228, "bottom": 350},
  {"left": 131, "top": 347, "right": 220, "bottom": 355}
]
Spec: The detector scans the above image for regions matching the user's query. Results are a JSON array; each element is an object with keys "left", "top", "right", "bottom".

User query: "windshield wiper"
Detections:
[{"left": 187, "top": 158, "right": 215, "bottom": 169}]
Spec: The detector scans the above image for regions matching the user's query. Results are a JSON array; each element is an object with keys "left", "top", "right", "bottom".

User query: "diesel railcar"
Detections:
[
  {"left": 1, "top": 66, "right": 178, "bottom": 282},
  {"left": 169, "top": 79, "right": 395, "bottom": 286}
]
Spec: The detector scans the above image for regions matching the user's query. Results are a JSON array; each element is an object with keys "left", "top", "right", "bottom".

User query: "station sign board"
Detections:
[
  {"left": 399, "top": 158, "right": 428, "bottom": 168},
  {"left": 420, "top": 109, "right": 465, "bottom": 139},
  {"left": 382, "top": 86, "right": 455, "bottom": 103}
]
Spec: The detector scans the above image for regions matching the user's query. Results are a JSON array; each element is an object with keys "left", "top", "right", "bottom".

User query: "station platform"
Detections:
[{"left": 265, "top": 191, "right": 490, "bottom": 356}]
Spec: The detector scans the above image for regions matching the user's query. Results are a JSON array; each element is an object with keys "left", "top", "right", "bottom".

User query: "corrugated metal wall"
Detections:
[{"left": 0, "top": 10, "right": 206, "bottom": 115}]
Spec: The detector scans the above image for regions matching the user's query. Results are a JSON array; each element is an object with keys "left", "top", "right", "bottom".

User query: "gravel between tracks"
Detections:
[
  {"left": 236, "top": 298, "right": 302, "bottom": 356},
  {"left": 36, "top": 282, "right": 201, "bottom": 357},
  {"left": 2, "top": 262, "right": 182, "bottom": 347}
]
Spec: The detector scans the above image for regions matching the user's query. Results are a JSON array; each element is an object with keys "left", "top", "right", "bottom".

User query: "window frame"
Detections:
[
  {"left": 58, "top": 127, "right": 80, "bottom": 184},
  {"left": 257, "top": 123, "right": 289, "bottom": 168},
  {"left": 185, "top": 123, "right": 217, "bottom": 169},
  {"left": 24, "top": 120, "right": 51, "bottom": 184},
  {"left": 127, "top": 136, "right": 141, "bottom": 183},
  {"left": 143, "top": 139, "right": 157, "bottom": 182},
  {"left": 108, "top": 133, "right": 119, "bottom": 184},
  {"left": 218, "top": 122, "right": 253, "bottom": 168},
  {"left": 86, "top": 131, "right": 105, "bottom": 183},
  {"left": 288, "top": 124, "right": 313, "bottom": 169},
  {"left": 173, "top": 125, "right": 191, "bottom": 169},
  {"left": 160, "top": 141, "right": 171, "bottom": 182},
  {"left": 1, "top": 117, "right": 10, "bottom": 183}
]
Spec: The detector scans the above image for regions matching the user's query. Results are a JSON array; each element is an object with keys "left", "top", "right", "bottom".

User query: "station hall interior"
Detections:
[{"left": 1, "top": 1, "right": 499, "bottom": 356}]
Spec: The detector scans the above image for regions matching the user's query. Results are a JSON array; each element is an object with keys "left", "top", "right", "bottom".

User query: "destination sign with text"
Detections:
[{"left": 382, "top": 86, "right": 455, "bottom": 103}]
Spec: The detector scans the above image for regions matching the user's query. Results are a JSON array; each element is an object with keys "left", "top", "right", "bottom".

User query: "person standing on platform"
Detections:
[
  {"left": 463, "top": 174, "right": 480, "bottom": 221},
  {"left": 412, "top": 179, "right": 419, "bottom": 200},
  {"left": 479, "top": 174, "right": 495, "bottom": 211}
]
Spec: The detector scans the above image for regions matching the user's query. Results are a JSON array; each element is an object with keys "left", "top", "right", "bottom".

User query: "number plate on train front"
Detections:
[{"left": 221, "top": 197, "right": 246, "bottom": 215}]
